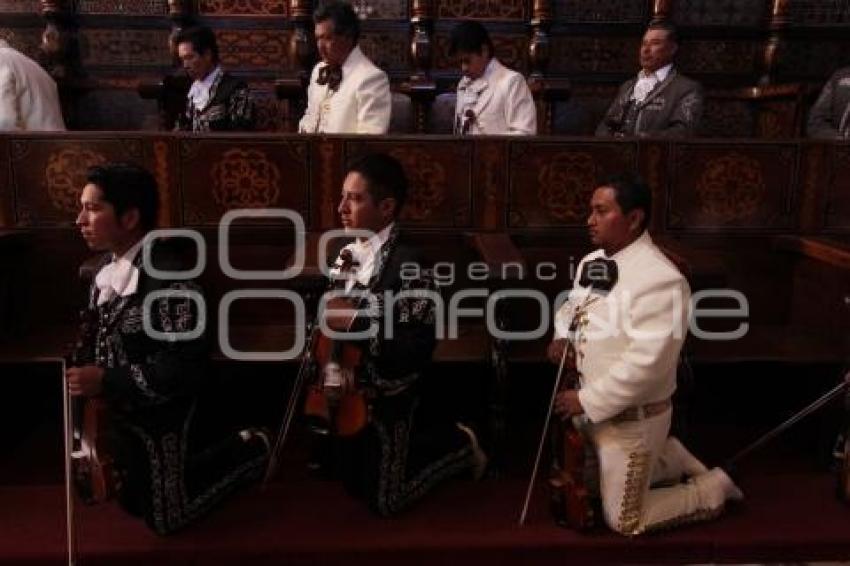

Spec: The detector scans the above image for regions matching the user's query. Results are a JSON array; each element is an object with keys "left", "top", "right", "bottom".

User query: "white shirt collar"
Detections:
[
  {"left": 187, "top": 65, "right": 223, "bottom": 110},
  {"left": 608, "top": 230, "right": 651, "bottom": 264},
  {"left": 639, "top": 63, "right": 673, "bottom": 83},
  {"left": 95, "top": 238, "right": 144, "bottom": 306},
  {"left": 338, "top": 222, "right": 394, "bottom": 291}
]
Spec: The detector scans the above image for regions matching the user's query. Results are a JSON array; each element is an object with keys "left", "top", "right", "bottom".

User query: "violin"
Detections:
[
  {"left": 65, "top": 308, "right": 121, "bottom": 505},
  {"left": 303, "top": 331, "right": 369, "bottom": 438},
  {"left": 302, "top": 248, "right": 370, "bottom": 438},
  {"left": 546, "top": 341, "right": 598, "bottom": 530},
  {"left": 71, "top": 395, "right": 120, "bottom": 504}
]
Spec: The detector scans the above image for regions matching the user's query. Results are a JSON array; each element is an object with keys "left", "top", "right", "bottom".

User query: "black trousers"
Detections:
[
  {"left": 115, "top": 401, "right": 268, "bottom": 535},
  {"left": 313, "top": 389, "right": 474, "bottom": 516}
]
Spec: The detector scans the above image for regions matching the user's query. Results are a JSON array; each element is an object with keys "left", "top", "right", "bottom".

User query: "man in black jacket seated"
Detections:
[
  {"left": 173, "top": 25, "right": 255, "bottom": 132},
  {"left": 67, "top": 162, "right": 268, "bottom": 534},
  {"left": 311, "top": 153, "right": 486, "bottom": 516}
]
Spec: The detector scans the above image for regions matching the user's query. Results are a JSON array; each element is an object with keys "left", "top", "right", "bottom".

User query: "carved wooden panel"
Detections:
[
  {"left": 359, "top": 31, "right": 411, "bottom": 73},
  {"left": 435, "top": 34, "right": 528, "bottom": 73},
  {"left": 350, "top": 0, "right": 407, "bottom": 19},
  {"left": 790, "top": 1, "right": 850, "bottom": 25},
  {"left": 80, "top": 29, "right": 172, "bottom": 67},
  {"left": 437, "top": 0, "right": 527, "bottom": 20},
  {"left": 77, "top": 0, "right": 168, "bottom": 14},
  {"left": 508, "top": 142, "right": 638, "bottom": 228},
  {"left": 179, "top": 139, "right": 309, "bottom": 225},
  {"left": 673, "top": 0, "right": 767, "bottom": 26},
  {"left": 197, "top": 0, "right": 287, "bottom": 16},
  {"left": 553, "top": 0, "right": 645, "bottom": 22},
  {"left": 345, "top": 140, "right": 474, "bottom": 228},
  {"left": 549, "top": 37, "right": 638, "bottom": 75},
  {"left": 311, "top": 139, "right": 345, "bottom": 231},
  {"left": 825, "top": 145, "right": 850, "bottom": 231},
  {"left": 677, "top": 40, "right": 759, "bottom": 75},
  {"left": 668, "top": 144, "right": 797, "bottom": 231},
  {"left": 0, "top": 0, "right": 39, "bottom": 12},
  {"left": 215, "top": 29, "right": 292, "bottom": 71},
  {"left": 701, "top": 99, "right": 754, "bottom": 138},
  {"left": 473, "top": 141, "right": 509, "bottom": 230},
  {"left": 10, "top": 138, "right": 175, "bottom": 227}
]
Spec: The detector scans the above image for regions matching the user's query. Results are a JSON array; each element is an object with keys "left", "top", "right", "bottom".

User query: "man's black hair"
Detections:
[
  {"left": 174, "top": 25, "right": 220, "bottom": 63},
  {"left": 314, "top": 1, "right": 360, "bottom": 44},
  {"left": 346, "top": 153, "right": 408, "bottom": 214},
  {"left": 448, "top": 20, "right": 494, "bottom": 57},
  {"left": 87, "top": 162, "right": 159, "bottom": 232},
  {"left": 601, "top": 173, "right": 652, "bottom": 230}
]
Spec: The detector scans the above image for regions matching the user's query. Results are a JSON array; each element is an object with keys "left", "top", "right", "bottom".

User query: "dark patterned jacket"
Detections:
[
  {"left": 807, "top": 66, "right": 850, "bottom": 139},
  {"left": 73, "top": 240, "right": 207, "bottom": 422},
  {"left": 596, "top": 69, "right": 703, "bottom": 138},
  {"left": 175, "top": 71, "right": 255, "bottom": 133},
  {"left": 321, "top": 225, "right": 439, "bottom": 398}
]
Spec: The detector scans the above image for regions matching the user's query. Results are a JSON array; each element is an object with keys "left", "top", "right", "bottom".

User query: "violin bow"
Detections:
[
  {"left": 726, "top": 370, "right": 850, "bottom": 470},
  {"left": 61, "top": 357, "right": 78, "bottom": 565},
  {"left": 518, "top": 340, "right": 571, "bottom": 526},
  {"left": 262, "top": 324, "right": 316, "bottom": 487}
]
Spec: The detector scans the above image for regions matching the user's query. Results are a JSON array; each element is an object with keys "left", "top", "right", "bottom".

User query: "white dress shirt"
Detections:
[
  {"left": 95, "top": 240, "right": 143, "bottom": 306},
  {"left": 0, "top": 40, "right": 65, "bottom": 131},
  {"left": 631, "top": 63, "right": 673, "bottom": 103},
  {"left": 187, "top": 65, "right": 223, "bottom": 112},
  {"left": 454, "top": 58, "right": 536, "bottom": 135}
]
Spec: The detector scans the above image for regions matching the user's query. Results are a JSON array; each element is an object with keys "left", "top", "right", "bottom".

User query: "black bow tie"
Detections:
[
  {"left": 317, "top": 64, "right": 343, "bottom": 91},
  {"left": 579, "top": 258, "right": 618, "bottom": 294}
]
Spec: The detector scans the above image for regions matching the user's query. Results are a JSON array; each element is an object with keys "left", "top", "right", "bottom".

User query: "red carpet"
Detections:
[{"left": 3, "top": 466, "right": 849, "bottom": 565}]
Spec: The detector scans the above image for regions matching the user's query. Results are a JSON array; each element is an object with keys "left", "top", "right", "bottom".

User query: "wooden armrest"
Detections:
[
  {"left": 773, "top": 236, "right": 850, "bottom": 270},
  {"left": 707, "top": 83, "right": 804, "bottom": 101},
  {"left": 465, "top": 232, "right": 526, "bottom": 281}
]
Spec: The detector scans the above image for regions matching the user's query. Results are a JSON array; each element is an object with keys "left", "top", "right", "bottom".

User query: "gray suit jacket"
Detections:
[
  {"left": 596, "top": 69, "right": 703, "bottom": 138},
  {"left": 807, "top": 66, "right": 850, "bottom": 139}
]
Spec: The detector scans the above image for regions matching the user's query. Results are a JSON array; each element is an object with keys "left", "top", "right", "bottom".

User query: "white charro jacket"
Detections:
[
  {"left": 555, "top": 231, "right": 690, "bottom": 423},
  {"left": 0, "top": 40, "right": 65, "bottom": 131},
  {"left": 454, "top": 57, "right": 536, "bottom": 135},
  {"left": 299, "top": 45, "right": 390, "bottom": 135}
]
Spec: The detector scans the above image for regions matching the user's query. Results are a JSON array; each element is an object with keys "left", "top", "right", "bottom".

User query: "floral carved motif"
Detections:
[
  {"left": 537, "top": 152, "right": 596, "bottom": 222},
  {"left": 211, "top": 149, "right": 281, "bottom": 209},
  {"left": 695, "top": 152, "right": 765, "bottom": 221},
  {"left": 45, "top": 148, "right": 108, "bottom": 214}
]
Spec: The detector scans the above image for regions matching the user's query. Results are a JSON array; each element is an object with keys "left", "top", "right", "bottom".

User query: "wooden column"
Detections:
[
  {"left": 527, "top": 0, "right": 569, "bottom": 134},
  {"left": 402, "top": 0, "right": 436, "bottom": 133},
  {"left": 39, "top": 0, "right": 81, "bottom": 127},
  {"left": 650, "top": 0, "right": 673, "bottom": 23},
  {"left": 275, "top": 0, "right": 315, "bottom": 131},
  {"left": 760, "top": 0, "right": 791, "bottom": 85},
  {"left": 39, "top": 0, "right": 77, "bottom": 80}
]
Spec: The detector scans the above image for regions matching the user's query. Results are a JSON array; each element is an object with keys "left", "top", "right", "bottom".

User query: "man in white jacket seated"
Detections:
[
  {"left": 549, "top": 175, "right": 742, "bottom": 535},
  {"left": 0, "top": 39, "right": 65, "bottom": 131},
  {"left": 299, "top": 1, "right": 390, "bottom": 135},
  {"left": 449, "top": 21, "right": 536, "bottom": 136}
]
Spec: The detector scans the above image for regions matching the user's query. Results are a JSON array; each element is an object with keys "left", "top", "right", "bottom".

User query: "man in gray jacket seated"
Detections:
[
  {"left": 807, "top": 66, "right": 850, "bottom": 139},
  {"left": 596, "top": 22, "right": 702, "bottom": 138}
]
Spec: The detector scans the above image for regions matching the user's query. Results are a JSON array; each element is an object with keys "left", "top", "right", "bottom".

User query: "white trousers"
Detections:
[{"left": 587, "top": 408, "right": 729, "bottom": 535}]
